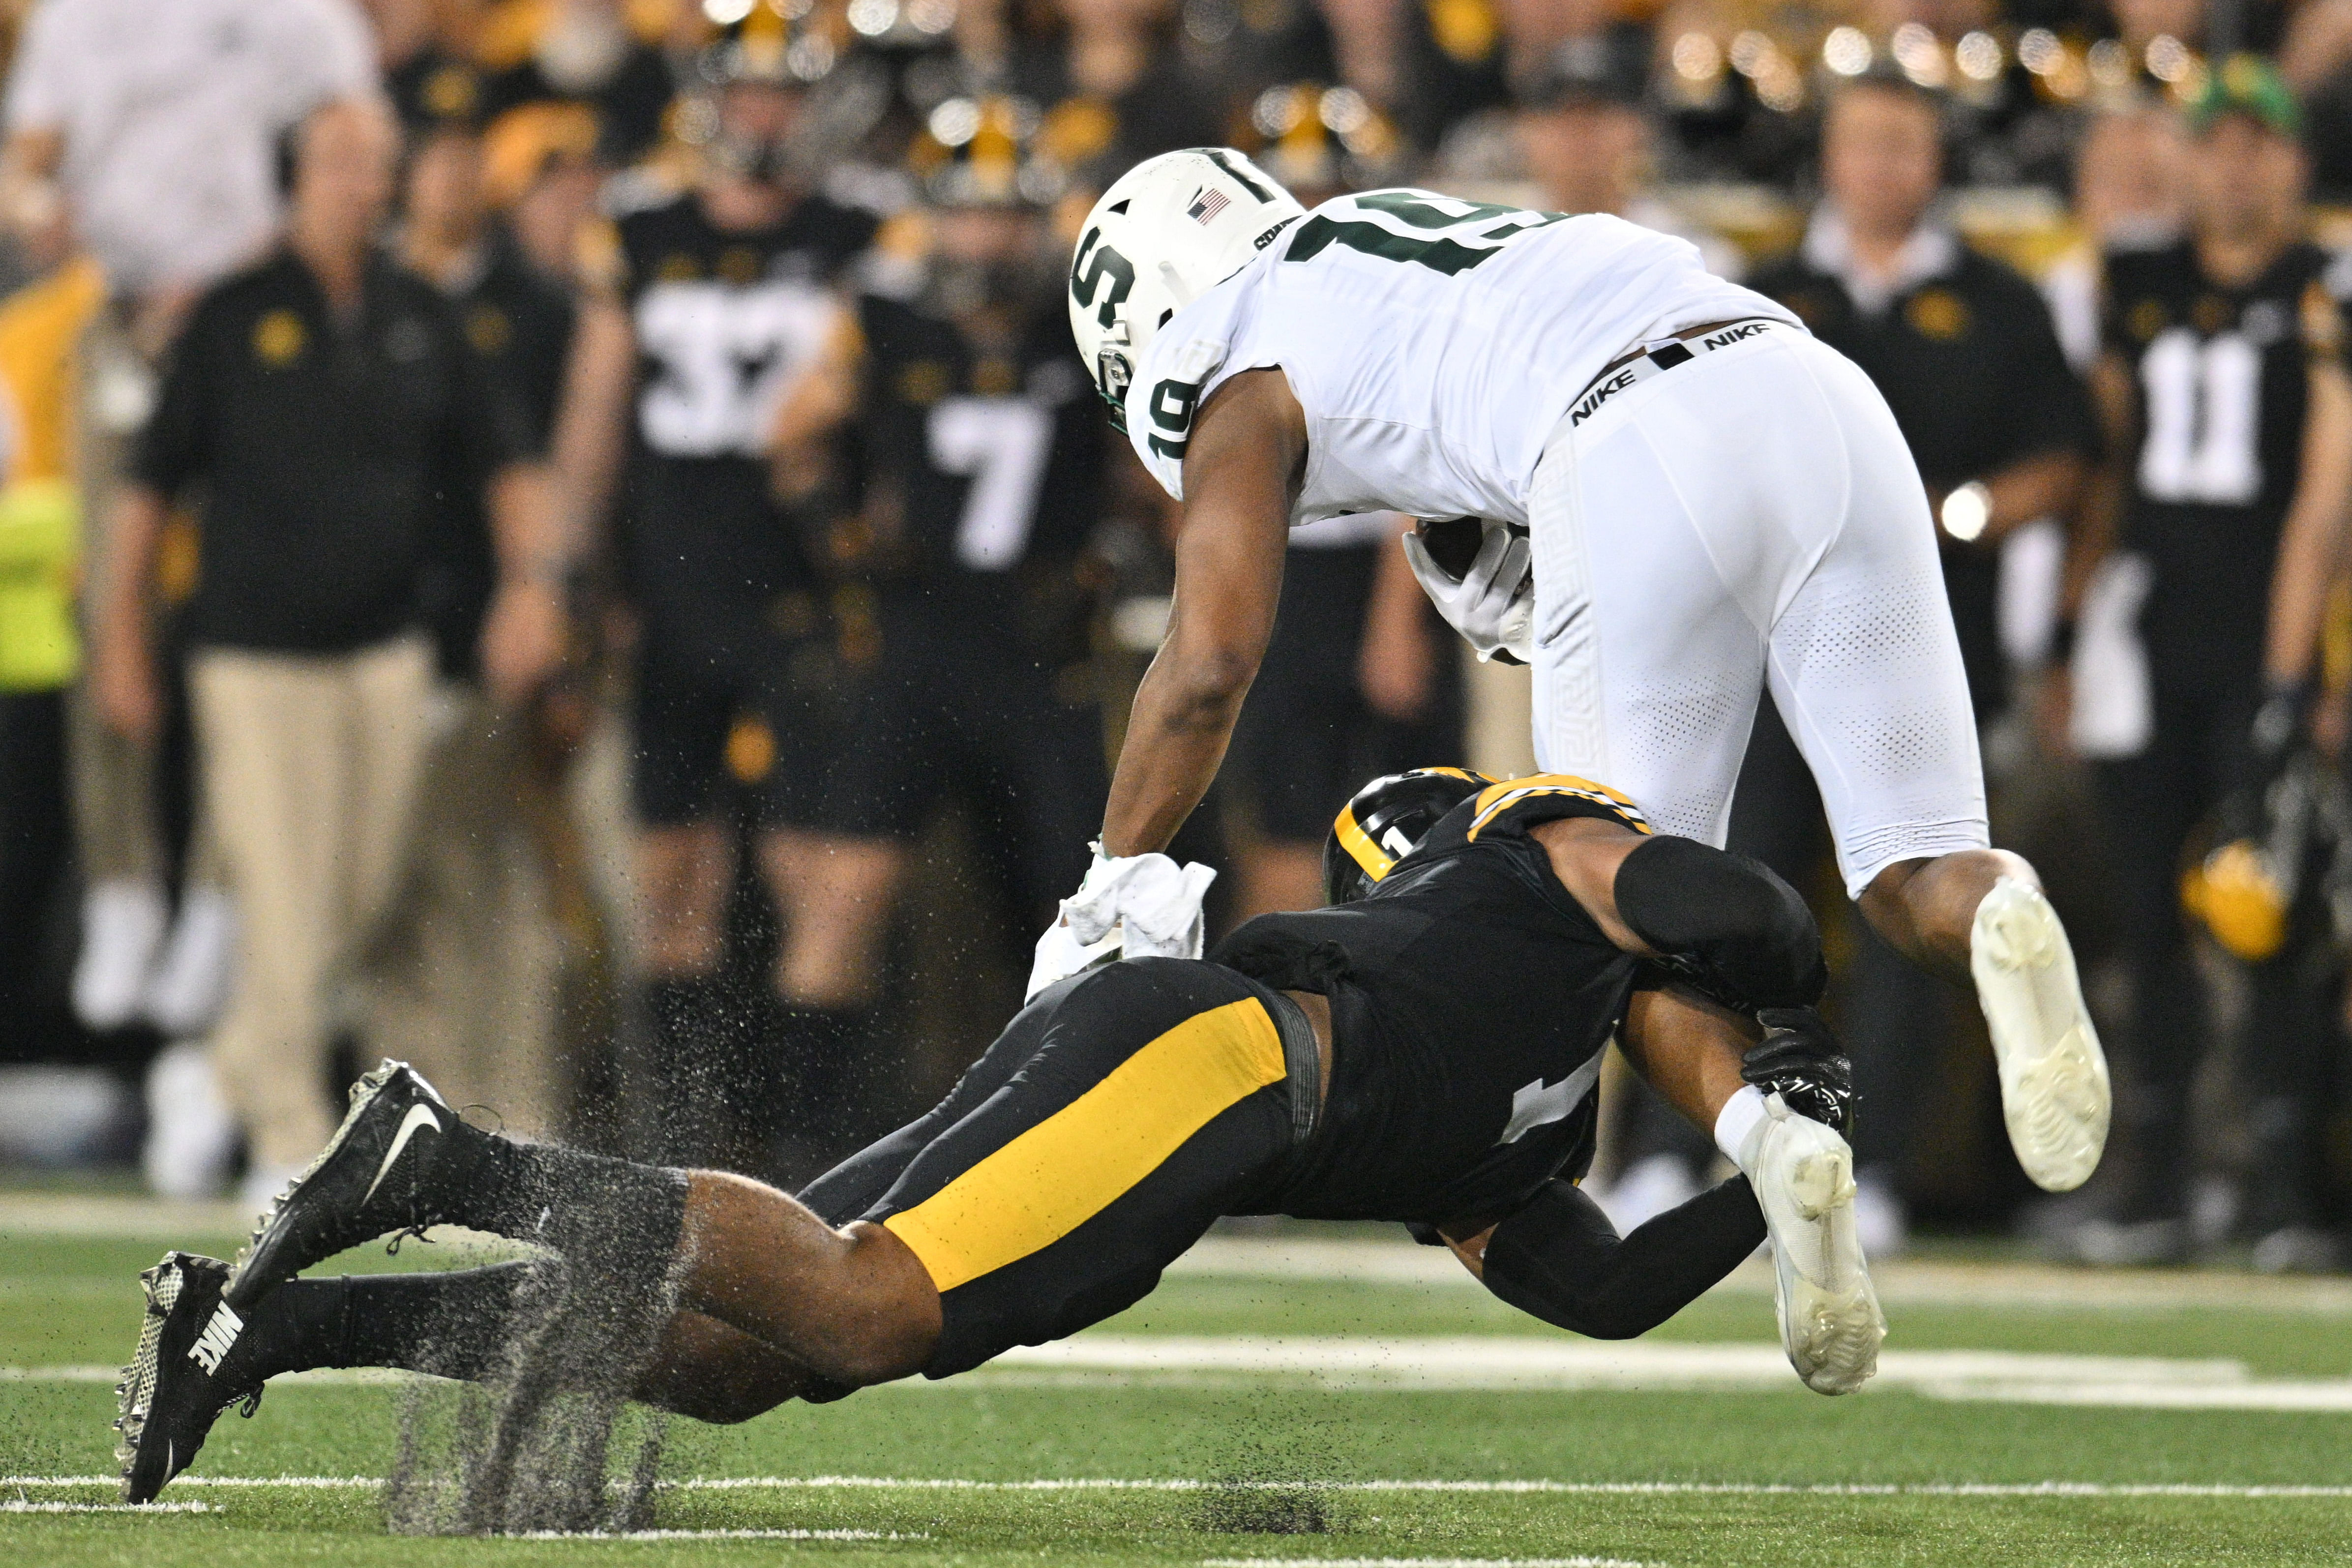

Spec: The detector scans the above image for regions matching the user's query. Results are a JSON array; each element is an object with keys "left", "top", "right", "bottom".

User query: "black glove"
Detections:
[
  {"left": 1743, "top": 1006, "right": 1855, "bottom": 1135},
  {"left": 2221, "top": 681, "right": 2314, "bottom": 846}
]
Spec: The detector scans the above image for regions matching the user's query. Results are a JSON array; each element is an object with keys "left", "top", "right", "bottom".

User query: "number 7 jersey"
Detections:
[{"left": 1120, "top": 189, "right": 1794, "bottom": 526}]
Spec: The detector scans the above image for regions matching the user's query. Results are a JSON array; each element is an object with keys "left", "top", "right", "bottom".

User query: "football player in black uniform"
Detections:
[
  {"left": 758, "top": 103, "right": 1109, "bottom": 1092},
  {"left": 2061, "top": 59, "right": 2352, "bottom": 1262},
  {"left": 115, "top": 767, "right": 1881, "bottom": 1502},
  {"left": 555, "top": 32, "right": 882, "bottom": 1159}
]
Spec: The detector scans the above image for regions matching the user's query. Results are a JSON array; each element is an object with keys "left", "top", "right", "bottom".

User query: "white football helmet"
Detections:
[{"left": 1067, "top": 148, "right": 1305, "bottom": 429}]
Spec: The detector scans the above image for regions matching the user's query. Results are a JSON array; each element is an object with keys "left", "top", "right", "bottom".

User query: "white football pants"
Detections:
[{"left": 1527, "top": 323, "right": 1987, "bottom": 900}]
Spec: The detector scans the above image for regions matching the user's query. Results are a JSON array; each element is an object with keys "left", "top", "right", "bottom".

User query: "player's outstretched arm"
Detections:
[{"left": 1098, "top": 368, "right": 1305, "bottom": 856}]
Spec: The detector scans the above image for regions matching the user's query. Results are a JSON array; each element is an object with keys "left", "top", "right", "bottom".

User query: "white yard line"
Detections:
[
  {"left": 510, "top": 1529, "right": 921, "bottom": 1541},
  {"left": 0, "top": 1498, "right": 212, "bottom": 1513},
  {"left": 7, "top": 1476, "right": 2351, "bottom": 1498}
]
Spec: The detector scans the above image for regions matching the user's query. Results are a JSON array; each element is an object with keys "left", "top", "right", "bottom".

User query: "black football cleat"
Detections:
[
  {"left": 116, "top": 1254, "right": 267, "bottom": 1503},
  {"left": 224, "top": 1060, "right": 460, "bottom": 1311}
]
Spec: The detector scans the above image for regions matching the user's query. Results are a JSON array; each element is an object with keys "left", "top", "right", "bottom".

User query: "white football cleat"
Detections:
[
  {"left": 1751, "top": 1096, "right": 1884, "bottom": 1396},
  {"left": 1970, "top": 876, "right": 2111, "bottom": 1193}
]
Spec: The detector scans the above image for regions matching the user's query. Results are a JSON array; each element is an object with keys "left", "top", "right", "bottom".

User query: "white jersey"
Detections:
[{"left": 1123, "top": 189, "right": 1794, "bottom": 525}]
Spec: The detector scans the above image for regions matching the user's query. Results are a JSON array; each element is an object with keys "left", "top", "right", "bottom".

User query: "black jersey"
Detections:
[
  {"left": 420, "top": 232, "right": 578, "bottom": 680},
  {"left": 617, "top": 191, "right": 876, "bottom": 463},
  {"left": 615, "top": 191, "right": 877, "bottom": 621},
  {"left": 851, "top": 291, "right": 1103, "bottom": 642},
  {"left": 2105, "top": 238, "right": 2346, "bottom": 671},
  {"left": 1213, "top": 775, "right": 1656, "bottom": 1226}
]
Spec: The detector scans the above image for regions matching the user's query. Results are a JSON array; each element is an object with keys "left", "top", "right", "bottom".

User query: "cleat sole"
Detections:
[
  {"left": 1971, "top": 880, "right": 2112, "bottom": 1193},
  {"left": 116, "top": 1256, "right": 182, "bottom": 1500}
]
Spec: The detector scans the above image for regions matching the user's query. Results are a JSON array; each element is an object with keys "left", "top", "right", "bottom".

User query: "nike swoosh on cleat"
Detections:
[{"left": 361, "top": 1103, "right": 445, "bottom": 1206}]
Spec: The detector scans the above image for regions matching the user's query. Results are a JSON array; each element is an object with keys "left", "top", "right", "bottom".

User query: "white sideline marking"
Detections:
[
  {"left": 8, "top": 1476, "right": 2351, "bottom": 1498},
  {"left": 0, "top": 1499, "right": 212, "bottom": 1513},
  {"left": 1172, "top": 1236, "right": 2352, "bottom": 1315},
  {"left": 1202, "top": 1558, "right": 1648, "bottom": 1567},
  {"left": 945, "top": 1336, "right": 2352, "bottom": 1411},
  {"left": 18, "top": 1339, "right": 2352, "bottom": 1409}
]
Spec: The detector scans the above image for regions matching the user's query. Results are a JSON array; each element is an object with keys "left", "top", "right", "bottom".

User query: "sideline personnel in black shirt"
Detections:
[{"left": 86, "top": 99, "right": 565, "bottom": 1190}]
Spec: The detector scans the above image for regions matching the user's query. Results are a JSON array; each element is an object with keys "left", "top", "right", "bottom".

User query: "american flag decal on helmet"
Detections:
[{"left": 1187, "top": 188, "right": 1230, "bottom": 224}]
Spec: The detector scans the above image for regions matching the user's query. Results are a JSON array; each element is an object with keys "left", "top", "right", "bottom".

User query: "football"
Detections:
[
  {"left": 1415, "top": 516, "right": 1530, "bottom": 580},
  {"left": 1414, "top": 515, "right": 1487, "bottom": 579}
]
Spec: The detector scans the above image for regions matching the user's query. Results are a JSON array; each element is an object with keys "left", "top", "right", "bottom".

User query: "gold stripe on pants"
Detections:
[{"left": 883, "top": 997, "right": 1286, "bottom": 1292}]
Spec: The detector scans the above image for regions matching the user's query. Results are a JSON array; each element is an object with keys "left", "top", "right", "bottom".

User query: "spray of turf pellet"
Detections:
[
  {"left": 1190, "top": 1395, "right": 1350, "bottom": 1536},
  {"left": 384, "top": 1245, "right": 676, "bottom": 1536}
]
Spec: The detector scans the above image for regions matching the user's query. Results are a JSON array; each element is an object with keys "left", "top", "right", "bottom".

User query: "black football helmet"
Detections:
[{"left": 1324, "top": 767, "right": 1495, "bottom": 906}]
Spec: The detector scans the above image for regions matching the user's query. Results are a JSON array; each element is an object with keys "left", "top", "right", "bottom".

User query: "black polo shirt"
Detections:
[
  {"left": 136, "top": 249, "right": 529, "bottom": 655},
  {"left": 1749, "top": 234, "right": 2097, "bottom": 716}
]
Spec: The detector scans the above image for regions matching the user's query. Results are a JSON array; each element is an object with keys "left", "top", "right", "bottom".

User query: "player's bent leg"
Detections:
[
  {"left": 1862, "top": 854, "right": 2112, "bottom": 1194},
  {"left": 219, "top": 1058, "right": 943, "bottom": 1387},
  {"left": 1754, "top": 334, "right": 2110, "bottom": 1195},
  {"left": 632, "top": 1309, "right": 835, "bottom": 1423},
  {"left": 673, "top": 1170, "right": 940, "bottom": 1387}
]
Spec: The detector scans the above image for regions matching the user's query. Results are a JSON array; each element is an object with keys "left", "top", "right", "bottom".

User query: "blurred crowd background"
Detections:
[{"left": 1, "top": 0, "right": 2351, "bottom": 1273}]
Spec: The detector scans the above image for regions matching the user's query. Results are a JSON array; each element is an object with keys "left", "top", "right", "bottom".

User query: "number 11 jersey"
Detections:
[
  {"left": 1120, "top": 189, "right": 1792, "bottom": 526},
  {"left": 2104, "top": 238, "right": 2345, "bottom": 674}
]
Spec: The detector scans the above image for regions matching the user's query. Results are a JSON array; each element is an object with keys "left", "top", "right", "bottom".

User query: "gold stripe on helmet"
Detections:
[
  {"left": 1466, "top": 774, "right": 1652, "bottom": 842},
  {"left": 1333, "top": 801, "right": 1396, "bottom": 882}
]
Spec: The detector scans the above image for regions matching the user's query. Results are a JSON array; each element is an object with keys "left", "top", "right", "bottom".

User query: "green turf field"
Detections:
[{"left": 3, "top": 1206, "right": 2350, "bottom": 1566}]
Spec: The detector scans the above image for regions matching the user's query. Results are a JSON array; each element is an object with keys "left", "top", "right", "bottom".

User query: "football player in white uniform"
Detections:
[{"left": 1034, "top": 147, "right": 2111, "bottom": 1197}]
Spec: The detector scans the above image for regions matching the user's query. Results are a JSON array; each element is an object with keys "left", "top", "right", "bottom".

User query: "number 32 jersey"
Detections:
[
  {"left": 1121, "top": 189, "right": 1793, "bottom": 526},
  {"left": 2104, "top": 238, "right": 2346, "bottom": 666},
  {"left": 617, "top": 191, "right": 878, "bottom": 460}
]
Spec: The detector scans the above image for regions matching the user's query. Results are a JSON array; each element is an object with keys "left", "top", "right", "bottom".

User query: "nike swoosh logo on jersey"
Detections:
[{"left": 362, "top": 1103, "right": 444, "bottom": 1206}]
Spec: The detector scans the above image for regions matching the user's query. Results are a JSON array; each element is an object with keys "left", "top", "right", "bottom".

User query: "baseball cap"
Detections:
[{"left": 2189, "top": 54, "right": 2302, "bottom": 139}]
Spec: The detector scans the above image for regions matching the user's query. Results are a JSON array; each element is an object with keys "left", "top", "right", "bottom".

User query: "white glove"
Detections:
[
  {"left": 1402, "top": 520, "right": 1533, "bottom": 665},
  {"left": 1025, "top": 844, "right": 1220, "bottom": 1001}
]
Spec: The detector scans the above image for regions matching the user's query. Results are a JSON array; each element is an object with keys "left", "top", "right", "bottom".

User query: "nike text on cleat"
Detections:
[
  {"left": 1970, "top": 877, "right": 2112, "bottom": 1193},
  {"left": 224, "top": 1060, "right": 456, "bottom": 1311},
  {"left": 1749, "top": 1095, "right": 1885, "bottom": 1396},
  {"left": 186, "top": 1302, "right": 243, "bottom": 1373},
  {"left": 117, "top": 1254, "right": 264, "bottom": 1504}
]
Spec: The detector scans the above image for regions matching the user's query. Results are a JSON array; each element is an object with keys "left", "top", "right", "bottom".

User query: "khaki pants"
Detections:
[
  {"left": 193, "top": 636, "right": 435, "bottom": 1168},
  {"left": 357, "top": 692, "right": 582, "bottom": 1139}
]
